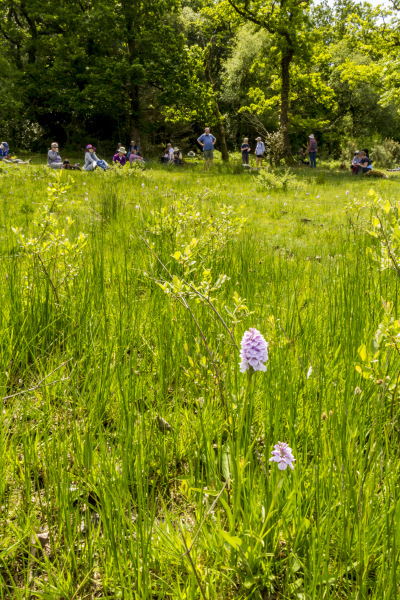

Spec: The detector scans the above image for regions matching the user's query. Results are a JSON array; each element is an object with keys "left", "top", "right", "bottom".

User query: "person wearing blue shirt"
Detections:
[
  {"left": 0, "top": 142, "right": 9, "bottom": 159},
  {"left": 1, "top": 141, "right": 31, "bottom": 164},
  {"left": 197, "top": 127, "right": 216, "bottom": 170}
]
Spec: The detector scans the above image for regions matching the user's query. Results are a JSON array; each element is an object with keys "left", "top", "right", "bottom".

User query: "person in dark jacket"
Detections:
[{"left": 241, "top": 138, "right": 251, "bottom": 165}]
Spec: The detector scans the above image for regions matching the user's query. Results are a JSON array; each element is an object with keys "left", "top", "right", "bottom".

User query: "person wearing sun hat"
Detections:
[
  {"left": 83, "top": 144, "right": 108, "bottom": 171},
  {"left": 308, "top": 134, "right": 318, "bottom": 168},
  {"left": 173, "top": 147, "right": 183, "bottom": 165},
  {"left": 254, "top": 136, "right": 265, "bottom": 167},
  {"left": 113, "top": 146, "right": 127, "bottom": 166}
]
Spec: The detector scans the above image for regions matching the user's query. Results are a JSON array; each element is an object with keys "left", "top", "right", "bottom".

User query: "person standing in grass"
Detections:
[
  {"left": 47, "top": 142, "right": 63, "bottom": 169},
  {"left": 197, "top": 127, "right": 216, "bottom": 170},
  {"left": 308, "top": 134, "right": 317, "bottom": 168},
  {"left": 241, "top": 138, "right": 251, "bottom": 165},
  {"left": 254, "top": 137, "right": 265, "bottom": 167}
]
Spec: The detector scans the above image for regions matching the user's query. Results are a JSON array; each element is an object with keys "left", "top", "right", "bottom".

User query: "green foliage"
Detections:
[
  {"left": 366, "top": 189, "right": 400, "bottom": 274},
  {"left": 11, "top": 172, "right": 87, "bottom": 303},
  {"left": 356, "top": 299, "right": 400, "bottom": 390},
  {"left": 256, "top": 168, "right": 305, "bottom": 192},
  {"left": 370, "top": 138, "right": 400, "bottom": 169},
  {"left": 2, "top": 163, "right": 400, "bottom": 598}
]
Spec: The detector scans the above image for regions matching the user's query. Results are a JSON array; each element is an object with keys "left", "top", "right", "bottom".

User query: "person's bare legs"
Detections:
[{"left": 205, "top": 158, "right": 213, "bottom": 171}]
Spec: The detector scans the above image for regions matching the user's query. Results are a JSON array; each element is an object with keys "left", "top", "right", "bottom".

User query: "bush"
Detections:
[
  {"left": 257, "top": 168, "right": 305, "bottom": 192},
  {"left": 370, "top": 139, "right": 400, "bottom": 168},
  {"left": 365, "top": 169, "right": 388, "bottom": 179},
  {"left": 340, "top": 140, "right": 358, "bottom": 163}
]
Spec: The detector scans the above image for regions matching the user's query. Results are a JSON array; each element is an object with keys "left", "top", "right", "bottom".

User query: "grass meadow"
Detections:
[{"left": 1, "top": 157, "right": 400, "bottom": 599}]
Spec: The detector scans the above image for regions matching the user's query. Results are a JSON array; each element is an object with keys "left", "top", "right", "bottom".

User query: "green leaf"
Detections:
[
  {"left": 220, "top": 530, "right": 242, "bottom": 549},
  {"left": 383, "top": 200, "right": 392, "bottom": 214},
  {"left": 221, "top": 443, "right": 231, "bottom": 481},
  {"left": 358, "top": 344, "right": 367, "bottom": 362}
]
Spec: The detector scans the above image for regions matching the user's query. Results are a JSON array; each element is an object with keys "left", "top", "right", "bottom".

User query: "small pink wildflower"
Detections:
[
  {"left": 240, "top": 328, "right": 269, "bottom": 373},
  {"left": 270, "top": 442, "right": 296, "bottom": 470}
]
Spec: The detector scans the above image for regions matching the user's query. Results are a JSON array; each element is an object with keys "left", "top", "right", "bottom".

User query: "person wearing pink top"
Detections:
[{"left": 129, "top": 150, "right": 145, "bottom": 165}]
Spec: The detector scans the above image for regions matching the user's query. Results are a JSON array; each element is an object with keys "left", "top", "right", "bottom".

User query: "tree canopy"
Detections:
[{"left": 0, "top": 0, "right": 399, "bottom": 155}]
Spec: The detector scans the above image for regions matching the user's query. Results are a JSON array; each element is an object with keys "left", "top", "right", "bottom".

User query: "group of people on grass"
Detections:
[
  {"left": 195, "top": 129, "right": 320, "bottom": 170},
  {"left": 160, "top": 143, "right": 183, "bottom": 165},
  {"left": 46, "top": 140, "right": 145, "bottom": 171},
  {"left": 0, "top": 131, "right": 375, "bottom": 175},
  {"left": 351, "top": 149, "right": 373, "bottom": 174}
]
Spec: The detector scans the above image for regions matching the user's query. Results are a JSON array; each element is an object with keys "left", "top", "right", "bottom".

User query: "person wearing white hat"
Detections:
[
  {"left": 254, "top": 137, "right": 265, "bottom": 167},
  {"left": 113, "top": 146, "right": 127, "bottom": 166},
  {"left": 308, "top": 134, "right": 318, "bottom": 168}
]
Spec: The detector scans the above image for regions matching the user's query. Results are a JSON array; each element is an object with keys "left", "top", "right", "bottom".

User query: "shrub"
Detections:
[
  {"left": 340, "top": 140, "right": 358, "bottom": 163},
  {"left": 364, "top": 169, "right": 388, "bottom": 179},
  {"left": 370, "top": 139, "right": 400, "bottom": 168},
  {"left": 257, "top": 168, "right": 305, "bottom": 192}
]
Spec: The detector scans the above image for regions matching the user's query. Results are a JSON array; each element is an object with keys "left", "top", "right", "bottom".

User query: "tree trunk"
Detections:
[
  {"left": 213, "top": 104, "right": 229, "bottom": 162},
  {"left": 204, "top": 50, "right": 229, "bottom": 162},
  {"left": 280, "top": 49, "right": 294, "bottom": 157},
  {"left": 129, "top": 83, "right": 140, "bottom": 143}
]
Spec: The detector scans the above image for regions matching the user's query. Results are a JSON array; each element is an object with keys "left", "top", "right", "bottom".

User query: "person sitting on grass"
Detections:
[
  {"left": 63, "top": 159, "right": 81, "bottom": 171},
  {"left": 161, "top": 143, "right": 174, "bottom": 164},
  {"left": 173, "top": 147, "right": 183, "bottom": 165},
  {"left": 47, "top": 142, "right": 63, "bottom": 169},
  {"left": 297, "top": 147, "right": 309, "bottom": 165},
  {"left": 0, "top": 142, "right": 9, "bottom": 160},
  {"left": 113, "top": 146, "right": 127, "bottom": 166},
  {"left": 127, "top": 140, "right": 140, "bottom": 159},
  {"left": 128, "top": 149, "right": 145, "bottom": 165},
  {"left": 83, "top": 144, "right": 108, "bottom": 171},
  {"left": 360, "top": 151, "right": 373, "bottom": 173},
  {"left": 351, "top": 150, "right": 362, "bottom": 175},
  {"left": 0, "top": 142, "right": 31, "bottom": 164}
]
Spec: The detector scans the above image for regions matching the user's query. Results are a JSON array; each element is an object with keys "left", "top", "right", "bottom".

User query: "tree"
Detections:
[
  {"left": 0, "top": 0, "right": 187, "bottom": 144},
  {"left": 223, "top": 0, "right": 313, "bottom": 155}
]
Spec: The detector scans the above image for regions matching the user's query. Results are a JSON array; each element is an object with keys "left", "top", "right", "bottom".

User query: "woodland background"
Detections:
[{"left": 1, "top": 0, "right": 400, "bottom": 159}]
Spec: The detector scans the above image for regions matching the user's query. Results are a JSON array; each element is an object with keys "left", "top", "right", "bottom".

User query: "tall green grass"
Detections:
[{"left": 1, "top": 161, "right": 400, "bottom": 599}]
